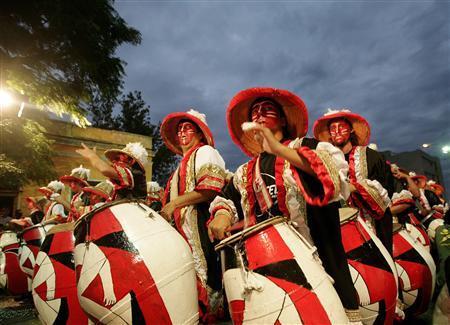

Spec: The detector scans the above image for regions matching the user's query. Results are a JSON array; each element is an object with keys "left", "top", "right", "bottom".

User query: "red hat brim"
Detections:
[
  {"left": 38, "top": 187, "right": 53, "bottom": 197},
  {"left": 82, "top": 187, "right": 110, "bottom": 200},
  {"left": 60, "top": 175, "right": 89, "bottom": 187},
  {"left": 226, "top": 87, "right": 308, "bottom": 157},
  {"left": 160, "top": 112, "right": 214, "bottom": 156},
  {"left": 104, "top": 149, "right": 146, "bottom": 171},
  {"left": 313, "top": 111, "right": 371, "bottom": 146},
  {"left": 25, "top": 197, "right": 37, "bottom": 205}
]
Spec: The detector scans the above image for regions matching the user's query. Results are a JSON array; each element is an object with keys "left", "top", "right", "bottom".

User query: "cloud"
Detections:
[{"left": 115, "top": 1, "right": 450, "bottom": 187}]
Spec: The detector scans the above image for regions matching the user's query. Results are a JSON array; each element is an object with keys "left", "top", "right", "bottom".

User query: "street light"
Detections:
[
  {"left": 443, "top": 145, "right": 450, "bottom": 154},
  {"left": 0, "top": 89, "right": 13, "bottom": 108},
  {"left": 422, "top": 143, "right": 431, "bottom": 148}
]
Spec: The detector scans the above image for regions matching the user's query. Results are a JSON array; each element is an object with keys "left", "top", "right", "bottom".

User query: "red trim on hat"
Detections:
[
  {"left": 313, "top": 111, "right": 371, "bottom": 146},
  {"left": 160, "top": 112, "right": 214, "bottom": 156},
  {"left": 226, "top": 87, "right": 308, "bottom": 157},
  {"left": 391, "top": 198, "right": 416, "bottom": 207},
  {"left": 295, "top": 147, "right": 335, "bottom": 206},
  {"left": 59, "top": 175, "right": 89, "bottom": 187},
  {"left": 38, "top": 187, "right": 53, "bottom": 198}
]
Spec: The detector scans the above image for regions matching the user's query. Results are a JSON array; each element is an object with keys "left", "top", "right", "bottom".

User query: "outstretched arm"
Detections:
[{"left": 76, "top": 143, "right": 117, "bottom": 179}]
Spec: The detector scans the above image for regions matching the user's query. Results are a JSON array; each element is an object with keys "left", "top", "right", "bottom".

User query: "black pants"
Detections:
[{"left": 307, "top": 202, "right": 359, "bottom": 310}]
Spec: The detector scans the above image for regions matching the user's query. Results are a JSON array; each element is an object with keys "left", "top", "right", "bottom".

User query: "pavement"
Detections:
[{"left": 0, "top": 291, "right": 40, "bottom": 325}]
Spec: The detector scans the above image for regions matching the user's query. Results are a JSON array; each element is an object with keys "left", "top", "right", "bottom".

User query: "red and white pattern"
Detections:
[
  {"left": 216, "top": 218, "right": 349, "bottom": 324},
  {"left": 74, "top": 201, "right": 198, "bottom": 324},
  {"left": 393, "top": 226, "right": 436, "bottom": 316},
  {"left": 340, "top": 214, "right": 398, "bottom": 324},
  {"left": 0, "top": 233, "right": 29, "bottom": 295},
  {"left": 32, "top": 226, "right": 89, "bottom": 324}
]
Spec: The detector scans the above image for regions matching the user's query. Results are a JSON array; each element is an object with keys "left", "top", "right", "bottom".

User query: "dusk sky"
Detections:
[{"left": 114, "top": 1, "right": 449, "bottom": 188}]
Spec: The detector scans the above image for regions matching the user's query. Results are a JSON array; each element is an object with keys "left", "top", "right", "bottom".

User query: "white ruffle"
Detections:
[
  {"left": 419, "top": 189, "right": 431, "bottom": 211},
  {"left": 392, "top": 190, "right": 414, "bottom": 202},
  {"left": 209, "top": 196, "right": 239, "bottom": 224},
  {"left": 315, "top": 141, "right": 350, "bottom": 201},
  {"left": 124, "top": 142, "right": 148, "bottom": 166},
  {"left": 366, "top": 179, "right": 391, "bottom": 207}
]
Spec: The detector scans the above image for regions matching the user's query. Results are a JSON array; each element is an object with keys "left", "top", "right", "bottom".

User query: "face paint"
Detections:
[
  {"left": 329, "top": 120, "right": 351, "bottom": 146},
  {"left": 177, "top": 121, "right": 199, "bottom": 146},
  {"left": 69, "top": 181, "right": 81, "bottom": 193},
  {"left": 250, "top": 100, "right": 282, "bottom": 129}
]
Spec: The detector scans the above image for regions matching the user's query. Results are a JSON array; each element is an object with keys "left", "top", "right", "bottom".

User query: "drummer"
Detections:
[
  {"left": 38, "top": 180, "right": 68, "bottom": 224},
  {"left": 313, "top": 109, "right": 395, "bottom": 255},
  {"left": 208, "top": 88, "right": 361, "bottom": 323},
  {"left": 8, "top": 209, "right": 33, "bottom": 229},
  {"left": 59, "top": 165, "right": 91, "bottom": 222},
  {"left": 78, "top": 181, "right": 114, "bottom": 216},
  {"left": 24, "top": 196, "right": 45, "bottom": 224},
  {"left": 146, "top": 181, "right": 163, "bottom": 212},
  {"left": 160, "top": 109, "right": 227, "bottom": 322},
  {"left": 76, "top": 142, "right": 148, "bottom": 200}
]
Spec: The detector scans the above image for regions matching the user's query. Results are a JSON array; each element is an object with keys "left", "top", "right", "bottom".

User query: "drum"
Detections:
[
  {"left": 339, "top": 207, "right": 398, "bottom": 324},
  {"left": 404, "top": 213, "right": 431, "bottom": 250},
  {"left": 0, "top": 231, "right": 20, "bottom": 251},
  {"left": 393, "top": 223, "right": 436, "bottom": 316},
  {"left": 74, "top": 200, "right": 198, "bottom": 324},
  {"left": 18, "top": 223, "right": 55, "bottom": 279},
  {"left": 420, "top": 210, "right": 444, "bottom": 230},
  {"left": 215, "top": 216, "right": 349, "bottom": 324},
  {"left": 32, "top": 222, "right": 88, "bottom": 325}
]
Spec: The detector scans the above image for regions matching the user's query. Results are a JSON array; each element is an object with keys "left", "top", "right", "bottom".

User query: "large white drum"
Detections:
[
  {"left": 74, "top": 200, "right": 198, "bottom": 324},
  {"left": 215, "top": 217, "right": 349, "bottom": 324},
  {"left": 0, "top": 231, "right": 19, "bottom": 251}
]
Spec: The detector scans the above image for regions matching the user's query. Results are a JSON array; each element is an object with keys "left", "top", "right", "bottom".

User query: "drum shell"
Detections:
[
  {"left": 32, "top": 225, "right": 88, "bottom": 325},
  {"left": 74, "top": 201, "right": 198, "bottom": 324},
  {"left": 0, "top": 249, "right": 29, "bottom": 295},
  {"left": 19, "top": 224, "right": 54, "bottom": 278},
  {"left": 218, "top": 219, "right": 349, "bottom": 324},
  {"left": 393, "top": 226, "right": 436, "bottom": 316}
]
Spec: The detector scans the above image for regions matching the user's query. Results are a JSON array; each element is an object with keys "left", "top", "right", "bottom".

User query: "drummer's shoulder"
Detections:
[{"left": 196, "top": 145, "right": 226, "bottom": 166}]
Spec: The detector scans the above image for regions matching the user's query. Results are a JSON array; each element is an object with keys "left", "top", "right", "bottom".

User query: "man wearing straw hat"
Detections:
[
  {"left": 208, "top": 88, "right": 360, "bottom": 323},
  {"left": 59, "top": 165, "right": 91, "bottom": 222},
  {"left": 160, "top": 109, "right": 227, "bottom": 322},
  {"left": 313, "top": 109, "right": 395, "bottom": 255},
  {"left": 38, "top": 180, "right": 68, "bottom": 224},
  {"left": 76, "top": 142, "right": 148, "bottom": 200},
  {"left": 24, "top": 196, "right": 46, "bottom": 225}
]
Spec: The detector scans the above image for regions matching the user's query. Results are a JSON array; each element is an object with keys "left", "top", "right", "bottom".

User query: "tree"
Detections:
[
  {"left": 116, "top": 91, "right": 178, "bottom": 185},
  {"left": 0, "top": 115, "right": 56, "bottom": 190},
  {"left": 0, "top": 0, "right": 141, "bottom": 125}
]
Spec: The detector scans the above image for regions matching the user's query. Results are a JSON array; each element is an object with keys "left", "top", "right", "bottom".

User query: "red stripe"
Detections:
[
  {"left": 268, "top": 276, "right": 331, "bottom": 325},
  {"left": 246, "top": 158, "right": 258, "bottom": 226},
  {"left": 275, "top": 156, "right": 289, "bottom": 217},
  {"left": 229, "top": 300, "right": 245, "bottom": 325},
  {"left": 195, "top": 184, "right": 223, "bottom": 192},
  {"left": 348, "top": 146, "right": 358, "bottom": 183},
  {"left": 245, "top": 225, "right": 293, "bottom": 269}
]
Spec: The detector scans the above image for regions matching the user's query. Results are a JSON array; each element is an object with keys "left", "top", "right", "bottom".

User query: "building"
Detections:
[
  {"left": 0, "top": 114, "right": 153, "bottom": 219},
  {"left": 381, "top": 149, "right": 445, "bottom": 189}
]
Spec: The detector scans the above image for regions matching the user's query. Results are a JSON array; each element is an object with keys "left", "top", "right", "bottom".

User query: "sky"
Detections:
[{"left": 114, "top": 0, "right": 450, "bottom": 188}]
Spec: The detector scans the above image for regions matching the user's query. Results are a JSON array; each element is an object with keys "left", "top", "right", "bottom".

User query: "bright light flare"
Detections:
[
  {"left": 442, "top": 145, "right": 450, "bottom": 154},
  {"left": 422, "top": 143, "right": 431, "bottom": 148},
  {"left": 0, "top": 89, "right": 13, "bottom": 107}
]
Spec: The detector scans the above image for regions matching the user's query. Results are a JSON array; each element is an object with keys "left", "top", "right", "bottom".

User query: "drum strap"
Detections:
[{"left": 253, "top": 156, "right": 273, "bottom": 215}]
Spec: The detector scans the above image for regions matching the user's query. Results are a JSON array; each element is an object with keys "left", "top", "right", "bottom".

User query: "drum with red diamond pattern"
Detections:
[
  {"left": 215, "top": 216, "right": 349, "bottom": 324},
  {"left": 18, "top": 223, "right": 55, "bottom": 279},
  {"left": 393, "top": 223, "right": 436, "bottom": 317},
  {"left": 0, "top": 231, "right": 28, "bottom": 295},
  {"left": 73, "top": 200, "right": 198, "bottom": 324},
  {"left": 32, "top": 223, "right": 89, "bottom": 325},
  {"left": 339, "top": 207, "right": 398, "bottom": 324}
]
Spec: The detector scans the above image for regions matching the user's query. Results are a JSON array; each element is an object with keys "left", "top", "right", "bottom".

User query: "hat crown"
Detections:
[
  {"left": 186, "top": 109, "right": 208, "bottom": 126},
  {"left": 123, "top": 142, "right": 148, "bottom": 166},
  {"left": 70, "top": 165, "right": 90, "bottom": 180},
  {"left": 324, "top": 108, "right": 352, "bottom": 116},
  {"left": 94, "top": 181, "right": 114, "bottom": 197},
  {"left": 47, "top": 180, "right": 65, "bottom": 193}
]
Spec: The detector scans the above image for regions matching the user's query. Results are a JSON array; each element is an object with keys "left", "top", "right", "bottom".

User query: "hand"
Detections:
[
  {"left": 103, "top": 291, "right": 117, "bottom": 306},
  {"left": 207, "top": 213, "right": 232, "bottom": 242},
  {"left": 160, "top": 201, "right": 176, "bottom": 221},
  {"left": 243, "top": 123, "right": 283, "bottom": 155},
  {"left": 76, "top": 143, "right": 97, "bottom": 159}
]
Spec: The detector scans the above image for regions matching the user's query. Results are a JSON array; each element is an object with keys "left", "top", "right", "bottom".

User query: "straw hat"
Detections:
[
  {"left": 104, "top": 142, "right": 148, "bottom": 171},
  {"left": 313, "top": 109, "right": 371, "bottom": 146},
  {"left": 226, "top": 87, "right": 308, "bottom": 157},
  {"left": 160, "top": 109, "right": 214, "bottom": 156},
  {"left": 82, "top": 181, "right": 114, "bottom": 200},
  {"left": 60, "top": 165, "right": 90, "bottom": 187}
]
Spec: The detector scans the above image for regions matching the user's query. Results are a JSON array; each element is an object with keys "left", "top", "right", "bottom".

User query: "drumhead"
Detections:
[
  {"left": 47, "top": 222, "right": 75, "bottom": 234},
  {"left": 215, "top": 216, "right": 286, "bottom": 251},
  {"left": 339, "top": 207, "right": 358, "bottom": 224},
  {"left": 74, "top": 198, "right": 148, "bottom": 229},
  {"left": 392, "top": 223, "right": 403, "bottom": 234}
]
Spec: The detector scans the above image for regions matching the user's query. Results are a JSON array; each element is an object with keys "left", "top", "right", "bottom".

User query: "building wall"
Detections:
[{"left": 17, "top": 118, "right": 153, "bottom": 214}]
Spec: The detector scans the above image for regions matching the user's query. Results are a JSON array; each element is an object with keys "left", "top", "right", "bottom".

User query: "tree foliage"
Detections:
[
  {"left": 0, "top": 0, "right": 141, "bottom": 125},
  {"left": 90, "top": 90, "right": 178, "bottom": 186},
  {"left": 0, "top": 116, "right": 56, "bottom": 189}
]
